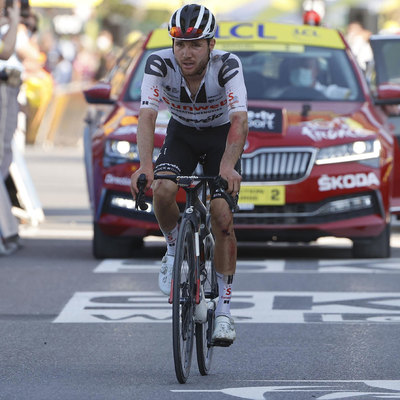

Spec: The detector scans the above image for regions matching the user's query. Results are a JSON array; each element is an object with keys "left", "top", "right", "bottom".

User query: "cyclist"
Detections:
[{"left": 130, "top": 3, "right": 248, "bottom": 346}]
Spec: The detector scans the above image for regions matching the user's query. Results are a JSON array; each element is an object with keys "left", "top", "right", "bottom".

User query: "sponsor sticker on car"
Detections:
[{"left": 239, "top": 185, "right": 286, "bottom": 205}]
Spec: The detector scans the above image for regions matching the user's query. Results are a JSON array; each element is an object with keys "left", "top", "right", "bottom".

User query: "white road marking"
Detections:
[
  {"left": 93, "top": 258, "right": 400, "bottom": 274},
  {"left": 54, "top": 291, "right": 400, "bottom": 324},
  {"left": 171, "top": 380, "right": 400, "bottom": 399},
  {"left": 19, "top": 227, "right": 93, "bottom": 239}
]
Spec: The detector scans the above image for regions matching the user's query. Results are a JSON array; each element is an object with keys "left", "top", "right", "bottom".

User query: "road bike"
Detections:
[{"left": 136, "top": 173, "right": 236, "bottom": 383}]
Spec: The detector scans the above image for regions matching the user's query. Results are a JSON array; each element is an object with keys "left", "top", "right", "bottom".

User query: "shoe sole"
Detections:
[{"left": 211, "top": 338, "right": 234, "bottom": 347}]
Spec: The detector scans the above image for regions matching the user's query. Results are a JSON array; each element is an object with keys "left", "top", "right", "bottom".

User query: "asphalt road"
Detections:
[{"left": 1, "top": 145, "right": 400, "bottom": 400}]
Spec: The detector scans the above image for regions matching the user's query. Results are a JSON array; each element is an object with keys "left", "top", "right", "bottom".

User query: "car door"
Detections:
[{"left": 370, "top": 35, "right": 400, "bottom": 214}]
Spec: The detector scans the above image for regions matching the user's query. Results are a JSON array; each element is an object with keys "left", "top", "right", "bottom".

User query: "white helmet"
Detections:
[{"left": 168, "top": 4, "right": 216, "bottom": 40}]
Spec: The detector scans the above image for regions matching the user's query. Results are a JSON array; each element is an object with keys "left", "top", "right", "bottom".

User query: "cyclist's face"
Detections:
[{"left": 174, "top": 39, "right": 215, "bottom": 77}]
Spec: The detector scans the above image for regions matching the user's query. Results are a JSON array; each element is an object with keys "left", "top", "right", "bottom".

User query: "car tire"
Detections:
[
  {"left": 93, "top": 223, "right": 144, "bottom": 259},
  {"left": 352, "top": 223, "right": 391, "bottom": 259}
]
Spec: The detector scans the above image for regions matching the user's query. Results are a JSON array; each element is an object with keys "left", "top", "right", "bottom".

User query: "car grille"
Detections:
[{"left": 241, "top": 147, "right": 316, "bottom": 183}]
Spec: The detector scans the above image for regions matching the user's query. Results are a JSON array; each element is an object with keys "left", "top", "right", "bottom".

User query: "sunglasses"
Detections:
[{"left": 170, "top": 26, "right": 204, "bottom": 39}]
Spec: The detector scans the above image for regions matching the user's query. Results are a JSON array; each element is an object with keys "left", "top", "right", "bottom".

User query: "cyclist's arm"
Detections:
[
  {"left": 219, "top": 53, "right": 248, "bottom": 195},
  {"left": 130, "top": 108, "right": 157, "bottom": 195},
  {"left": 219, "top": 110, "right": 248, "bottom": 195}
]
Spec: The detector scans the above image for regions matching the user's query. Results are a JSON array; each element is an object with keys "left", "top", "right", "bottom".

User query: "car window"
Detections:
[
  {"left": 238, "top": 46, "right": 364, "bottom": 101},
  {"left": 370, "top": 38, "right": 400, "bottom": 85},
  {"left": 124, "top": 45, "right": 364, "bottom": 103},
  {"left": 108, "top": 41, "right": 144, "bottom": 99},
  {"left": 125, "top": 49, "right": 153, "bottom": 102}
]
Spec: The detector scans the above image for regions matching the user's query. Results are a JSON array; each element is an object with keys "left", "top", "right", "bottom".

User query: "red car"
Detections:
[{"left": 83, "top": 21, "right": 400, "bottom": 259}]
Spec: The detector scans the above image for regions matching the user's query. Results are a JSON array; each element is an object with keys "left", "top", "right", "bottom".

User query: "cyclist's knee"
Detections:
[
  {"left": 153, "top": 179, "right": 178, "bottom": 203},
  {"left": 211, "top": 199, "right": 233, "bottom": 233}
]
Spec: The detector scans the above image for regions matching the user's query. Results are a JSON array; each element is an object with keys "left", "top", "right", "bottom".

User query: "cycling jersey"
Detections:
[{"left": 140, "top": 48, "right": 247, "bottom": 130}]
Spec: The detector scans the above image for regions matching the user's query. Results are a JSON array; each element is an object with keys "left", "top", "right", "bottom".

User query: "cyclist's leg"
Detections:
[
  {"left": 209, "top": 198, "right": 237, "bottom": 344},
  {"left": 153, "top": 119, "right": 200, "bottom": 295},
  {"left": 153, "top": 118, "right": 199, "bottom": 232},
  {"left": 201, "top": 122, "right": 238, "bottom": 278},
  {"left": 202, "top": 124, "right": 239, "bottom": 344}
]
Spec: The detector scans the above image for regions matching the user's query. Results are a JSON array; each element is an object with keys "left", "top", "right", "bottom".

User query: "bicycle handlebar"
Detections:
[
  {"left": 135, "top": 173, "right": 239, "bottom": 212},
  {"left": 136, "top": 174, "right": 149, "bottom": 211}
]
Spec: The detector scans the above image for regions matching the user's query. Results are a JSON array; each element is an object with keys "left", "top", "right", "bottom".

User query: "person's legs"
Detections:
[
  {"left": 153, "top": 176, "right": 179, "bottom": 295},
  {"left": 210, "top": 198, "right": 237, "bottom": 344},
  {"left": 153, "top": 119, "right": 199, "bottom": 295},
  {"left": 200, "top": 123, "right": 239, "bottom": 344},
  {"left": 0, "top": 85, "right": 19, "bottom": 177},
  {"left": 0, "top": 84, "right": 20, "bottom": 254}
]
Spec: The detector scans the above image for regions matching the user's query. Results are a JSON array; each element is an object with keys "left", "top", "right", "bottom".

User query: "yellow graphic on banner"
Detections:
[
  {"left": 239, "top": 185, "right": 286, "bottom": 206},
  {"left": 147, "top": 21, "right": 344, "bottom": 50}
]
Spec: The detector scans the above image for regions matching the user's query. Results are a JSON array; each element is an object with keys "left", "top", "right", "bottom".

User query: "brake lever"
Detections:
[
  {"left": 135, "top": 173, "right": 149, "bottom": 211},
  {"left": 214, "top": 176, "right": 240, "bottom": 213}
]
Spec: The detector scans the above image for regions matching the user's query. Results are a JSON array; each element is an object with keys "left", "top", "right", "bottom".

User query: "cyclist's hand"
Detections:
[
  {"left": 219, "top": 166, "right": 241, "bottom": 198},
  {"left": 130, "top": 168, "right": 154, "bottom": 199}
]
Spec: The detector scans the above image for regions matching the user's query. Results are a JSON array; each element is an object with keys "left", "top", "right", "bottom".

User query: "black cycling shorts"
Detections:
[{"left": 154, "top": 118, "right": 241, "bottom": 200}]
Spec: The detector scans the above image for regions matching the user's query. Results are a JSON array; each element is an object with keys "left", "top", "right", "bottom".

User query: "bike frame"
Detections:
[{"left": 158, "top": 176, "right": 212, "bottom": 306}]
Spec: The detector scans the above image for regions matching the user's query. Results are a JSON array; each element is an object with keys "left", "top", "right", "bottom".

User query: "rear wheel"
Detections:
[
  {"left": 352, "top": 223, "right": 391, "bottom": 258},
  {"left": 196, "top": 233, "right": 217, "bottom": 376},
  {"left": 172, "top": 218, "right": 196, "bottom": 384},
  {"left": 93, "top": 223, "right": 143, "bottom": 259}
]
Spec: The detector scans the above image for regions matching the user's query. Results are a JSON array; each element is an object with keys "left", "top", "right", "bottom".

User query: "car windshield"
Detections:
[{"left": 125, "top": 45, "right": 364, "bottom": 102}]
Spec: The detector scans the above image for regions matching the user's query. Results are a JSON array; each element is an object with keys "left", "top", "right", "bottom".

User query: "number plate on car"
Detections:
[{"left": 238, "top": 186, "right": 285, "bottom": 205}]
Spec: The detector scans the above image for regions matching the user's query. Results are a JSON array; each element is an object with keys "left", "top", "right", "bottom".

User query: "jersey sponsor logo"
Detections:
[
  {"left": 162, "top": 96, "right": 228, "bottom": 111},
  {"left": 151, "top": 86, "right": 160, "bottom": 98},
  {"left": 318, "top": 172, "right": 380, "bottom": 192},
  {"left": 173, "top": 112, "right": 224, "bottom": 124}
]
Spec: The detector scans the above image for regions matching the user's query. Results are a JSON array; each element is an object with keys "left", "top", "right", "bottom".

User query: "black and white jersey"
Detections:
[{"left": 140, "top": 48, "right": 247, "bottom": 129}]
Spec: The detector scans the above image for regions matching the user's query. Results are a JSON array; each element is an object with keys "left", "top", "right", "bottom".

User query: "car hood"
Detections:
[
  {"left": 105, "top": 102, "right": 171, "bottom": 142},
  {"left": 245, "top": 101, "right": 381, "bottom": 153},
  {"left": 106, "top": 101, "right": 382, "bottom": 150}
]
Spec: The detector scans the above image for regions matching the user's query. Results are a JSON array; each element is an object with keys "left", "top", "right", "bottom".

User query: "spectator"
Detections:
[
  {"left": 0, "top": 0, "right": 18, "bottom": 59},
  {"left": 0, "top": 0, "right": 21, "bottom": 255},
  {"left": 21, "top": 10, "right": 54, "bottom": 144},
  {"left": 52, "top": 50, "right": 73, "bottom": 84},
  {"left": 346, "top": 21, "right": 373, "bottom": 71},
  {"left": 94, "top": 30, "right": 116, "bottom": 81}
]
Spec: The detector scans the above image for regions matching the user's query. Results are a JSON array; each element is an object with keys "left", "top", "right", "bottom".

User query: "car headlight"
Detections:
[
  {"left": 104, "top": 140, "right": 160, "bottom": 165},
  {"left": 315, "top": 139, "right": 381, "bottom": 165}
]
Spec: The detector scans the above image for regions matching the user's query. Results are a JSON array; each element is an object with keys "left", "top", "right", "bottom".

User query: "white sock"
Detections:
[
  {"left": 161, "top": 224, "right": 179, "bottom": 256},
  {"left": 216, "top": 273, "right": 233, "bottom": 318}
]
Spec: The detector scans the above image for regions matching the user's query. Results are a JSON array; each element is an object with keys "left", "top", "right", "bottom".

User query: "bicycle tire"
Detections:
[
  {"left": 196, "top": 232, "right": 217, "bottom": 375},
  {"left": 172, "top": 218, "right": 196, "bottom": 384}
]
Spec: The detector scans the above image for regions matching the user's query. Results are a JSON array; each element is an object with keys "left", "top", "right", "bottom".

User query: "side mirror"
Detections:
[
  {"left": 374, "top": 83, "right": 400, "bottom": 105},
  {"left": 83, "top": 82, "right": 115, "bottom": 105}
]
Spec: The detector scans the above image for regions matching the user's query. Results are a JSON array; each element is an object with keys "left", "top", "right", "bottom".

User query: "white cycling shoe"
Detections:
[
  {"left": 212, "top": 315, "right": 236, "bottom": 346},
  {"left": 158, "top": 253, "right": 174, "bottom": 295}
]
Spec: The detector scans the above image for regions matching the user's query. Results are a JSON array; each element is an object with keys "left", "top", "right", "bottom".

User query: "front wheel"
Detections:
[
  {"left": 196, "top": 233, "right": 217, "bottom": 375},
  {"left": 172, "top": 218, "right": 196, "bottom": 384}
]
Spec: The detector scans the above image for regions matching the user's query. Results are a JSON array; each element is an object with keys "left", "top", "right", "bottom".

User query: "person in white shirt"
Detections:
[{"left": 0, "top": 0, "right": 21, "bottom": 255}]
